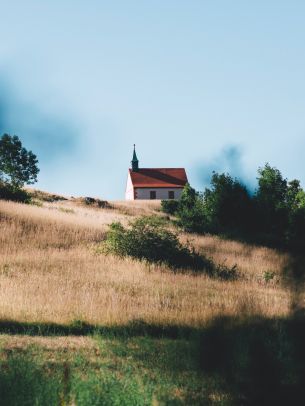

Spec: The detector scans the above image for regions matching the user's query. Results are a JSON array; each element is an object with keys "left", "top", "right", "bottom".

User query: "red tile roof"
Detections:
[{"left": 129, "top": 168, "right": 188, "bottom": 188}]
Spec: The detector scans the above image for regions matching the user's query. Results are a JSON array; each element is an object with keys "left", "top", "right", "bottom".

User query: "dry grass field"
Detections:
[
  {"left": 0, "top": 199, "right": 292, "bottom": 327},
  {"left": 0, "top": 196, "right": 304, "bottom": 405}
]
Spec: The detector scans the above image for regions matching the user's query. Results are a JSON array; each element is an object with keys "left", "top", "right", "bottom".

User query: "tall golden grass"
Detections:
[{"left": 0, "top": 199, "right": 294, "bottom": 328}]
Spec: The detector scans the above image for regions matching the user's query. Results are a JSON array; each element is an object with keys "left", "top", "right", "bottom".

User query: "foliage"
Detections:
[
  {"left": 101, "top": 216, "right": 238, "bottom": 279},
  {"left": 263, "top": 270, "right": 276, "bottom": 283},
  {"left": 82, "top": 196, "right": 111, "bottom": 208},
  {"left": 162, "top": 164, "right": 305, "bottom": 251},
  {"left": 0, "top": 134, "right": 39, "bottom": 188},
  {"left": 254, "top": 164, "right": 289, "bottom": 240},
  {"left": 203, "top": 172, "right": 252, "bottom": 234},
  {"left": 213, "top": 262, "right": 238, "bottom": 281},
  {"left": 254, "top": 164, "right": 305, "bottom": 249},
  {"left": 286, "top": 207, "right": 305, "bottom": 250},
  {"left": 102, "top": 215, "right": 210, "bottom": 271},
  {"left": 256, "top": 163, "right": 288, "bottom": 209},
  {"left": 176, "top": 183, "right": 207, "bottom": 233},
  {"left": 199, "top": 316, "right": 305, "bottom": 405},
  {"left": 28, "top": 188, "right": 67, "bottom": 202},
  {"left": 287, "top": 179, "right": 303, "bottom": 210},
  {"left": 160, "top": 199, "right": 179, "bottom": 214},
  {"left": 0, "top": 180, "right": 31, "bottom": 202}
]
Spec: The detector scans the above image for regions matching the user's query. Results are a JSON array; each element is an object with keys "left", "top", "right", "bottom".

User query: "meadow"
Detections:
[{"left": 0, "top": 197, "right": 304, "bottom": 405}]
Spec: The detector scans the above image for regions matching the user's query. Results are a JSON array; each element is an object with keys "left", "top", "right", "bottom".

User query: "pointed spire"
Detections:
[{"left": 131, "top": 144, "right": 139, "bottom": 171}]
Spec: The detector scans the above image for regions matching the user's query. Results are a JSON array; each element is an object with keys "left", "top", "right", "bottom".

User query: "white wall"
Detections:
[
  {"left": 134, "top": 188, "right": 183, "bottom": 200},
  {"left": 125, "top": 172, "right": 134, "bottom": 200}
]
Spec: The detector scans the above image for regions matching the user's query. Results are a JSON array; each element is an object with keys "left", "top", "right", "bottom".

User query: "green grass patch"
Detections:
[
  {"left": 0, "top": 315, "right": 304, "bottom": 405},
  {"left": 0, "top": 334, "right": 217, "bottom": 405}
]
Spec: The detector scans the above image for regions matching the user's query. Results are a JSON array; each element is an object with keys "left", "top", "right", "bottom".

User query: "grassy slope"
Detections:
[{"left": 0, "top": 197, "right": 304, "bottom": 405}]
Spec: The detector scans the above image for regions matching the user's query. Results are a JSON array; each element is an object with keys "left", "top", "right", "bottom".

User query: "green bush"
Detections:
[
  {"left": 161, "top": 199, "right": 179, "bottom": 215},
  {"left": 213, "top": 262, "right": 238, "bottom": 281},
  {"left": 0, "top": 181, "right": 30, "bottom": 203},
  {"left": 263, "top": 270, "right": 276, "bottom": 283},
  {"left": 101, "top": 216, "right": 211, "bottom": 271},
  {"left": 177, "top": 198, "right": 207, "bottom": 233},
  {"left": 175, "top": 184, "right": 207, "bottom": 233},
  {"left": 83, "top": 196, "right": 111, "bottom": 208},
  {"left": 101, "top": 216, "right": 238, "bottom": 279}
]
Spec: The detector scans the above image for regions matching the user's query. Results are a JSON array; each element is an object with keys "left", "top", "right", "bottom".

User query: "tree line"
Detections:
[
  {"left": 1, "top": 132, "right": 305, "bottom": 252},
  {"left": 162, "top": 164, "right": 305, "bottom": 251}
]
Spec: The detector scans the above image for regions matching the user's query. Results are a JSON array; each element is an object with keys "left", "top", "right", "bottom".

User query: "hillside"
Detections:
[{"left": 0, "top": 196, "right": 303, "bottom": 405}]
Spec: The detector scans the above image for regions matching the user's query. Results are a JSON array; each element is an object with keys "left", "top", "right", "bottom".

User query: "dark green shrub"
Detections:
[
  {"left": 0, "top": 181, "right": 30, "bottom": 203},
  {"left": 203, "top": 172, "right": 252, "bottom": 234},
  {"left": 82, "top": 196, "right": 111, "bottom": 208},
  {"left": 176, "top": 183, "right": 207, "bottom": 233},
  {"left": 101, "top": 216, "right": 238, "bottom": 279},
  {"left": 102, "top": 216, "right": 210, "bottom": 271},
  {"left": 177, "top": 198, "right": 207, "bottom": 233},
  {"left": 286, "top": 207, "right": 305, "bottom": 251},
  {"left": 213, "top": 262, "right": 238, "bottom": 281},
  {"left": 263, "top": 270, "right": 276, "bottom": 283},
  {"left": 161, "top": 199, "right": 179, "bottom": 215}
]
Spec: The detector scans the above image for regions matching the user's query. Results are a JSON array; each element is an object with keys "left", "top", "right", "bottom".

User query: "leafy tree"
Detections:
[
  {"left": 161, "top": 163, "right": 305, "bottom": 251},
  {"left": 203, "top": 172, "right": 252, "bottom": 234},
  {"left": 161, "top": 199, "right": 179, "bottom": 215},
  {"left": 286, "top": 207, "right": 305, "bottom": 250},
  {"left": 0, "top": 134, "right": 39, "bottom": 189},
  {"left": 255, "top": 164, "right": 289, "bottom": 240},
  {"left": 287, "top": 179, "right": 305, "bottom": 210},
  {"left": 176, "top": 183, "right": 207, "bottom": 233},
  {"left": 179, "top": 182, "right": 198, "bottom": 209},
  {"left": 285, "top": 180, "right": 305, "bottom": 250},
  {"left": 256, "top": 164, "right": 287, "bottom": 210}
]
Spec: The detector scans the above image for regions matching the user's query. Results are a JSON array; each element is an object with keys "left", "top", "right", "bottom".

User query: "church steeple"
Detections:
[{"left": 131, "top": 144, "right": 139, "bottom": 171}]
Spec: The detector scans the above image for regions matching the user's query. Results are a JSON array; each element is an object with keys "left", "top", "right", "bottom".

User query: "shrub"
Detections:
[
  {"left": 177, "top": 198, "right": 207, "bottom": 233},
  {"left": 161, "top": 199, "right": 179, "bottom": 215},
  {"left": 28, "top": 189, "right": 67, "bottom": 202},
  {"left": 0, "top": 181, "right": 30, "bottom": 203},
  {"left": 263, "top": 270, "right": 276, "bottom": 283},
  {"left": 213, "top": 262, "right": 238, "bottom": 281},
  {"left": 101, "top": 216, "right": 238, "bottom": 279},
  {"left": 82, "top": 196, "right": 111, "bottom": 208},
  {"left": 102, "top": 216, "right": 210, "bottom": 271}
]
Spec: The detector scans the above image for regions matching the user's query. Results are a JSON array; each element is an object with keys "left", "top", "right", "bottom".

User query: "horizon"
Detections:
[{"left": 1, "top": 1, "right": 305, "bottom": 199}]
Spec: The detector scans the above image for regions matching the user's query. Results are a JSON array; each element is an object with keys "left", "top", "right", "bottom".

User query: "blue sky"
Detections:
[{"left": 0, "top": 1, "right": 305, "bottom": 199}]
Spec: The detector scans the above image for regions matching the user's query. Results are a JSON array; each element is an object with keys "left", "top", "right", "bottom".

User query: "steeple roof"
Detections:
[
  {"left": 132, "top": 144, "right": 138, "bottom": 163},
  {"left": 131, "top": 144, "right": 139, "bottom": 171}
]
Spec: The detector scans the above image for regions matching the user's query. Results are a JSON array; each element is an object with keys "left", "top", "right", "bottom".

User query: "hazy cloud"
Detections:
[
  {"left": 197, "top": 145, "right": 255, "bottom": 191},
  {"left": 0, "top": 78, "right": 81, "bottom": 163}
]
